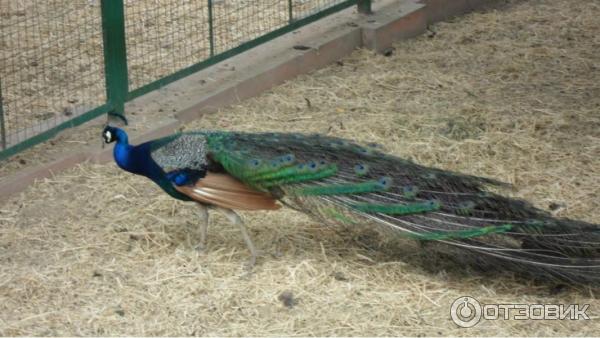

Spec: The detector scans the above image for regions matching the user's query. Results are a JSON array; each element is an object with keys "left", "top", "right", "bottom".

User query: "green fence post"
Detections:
[
  {"left": 207, "top": 0, "right": 215, "bottom": 57},
  {"left": 101, "top": 0, "right": 129, "bottom": 118},
  {"left": 0, "top": 79, "right": 6, "bottom": 150},
  {"left": 357, "top": 0, "right": 372, "bottom": 14},
  {"left": 288, "top": 0, "right": 294, "bottom": 23}
]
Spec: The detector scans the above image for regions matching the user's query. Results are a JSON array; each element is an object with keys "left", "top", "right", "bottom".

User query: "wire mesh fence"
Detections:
[
  {"left": 124, "top": 1, "right": 212, "bottom": 91},
  {"left": 0, "top": 1, "right": 106, "bottom": 151},
  {"left": 212, "top": 0, "right": 290, "bottom": 56},
  {"left": 294, "top": 0, "right": 352, "bottom": 19},
  {"left": 0, "top": 0, "right": 368, "bottom": 161}
]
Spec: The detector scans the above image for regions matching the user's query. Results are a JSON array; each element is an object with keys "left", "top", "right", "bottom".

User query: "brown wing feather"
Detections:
[{"left": 174, "top": 172, "right": 281, "bottom": 210}]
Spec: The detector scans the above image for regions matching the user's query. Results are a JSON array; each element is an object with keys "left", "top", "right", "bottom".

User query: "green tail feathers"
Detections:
[
  {"left": 194, "top": 130, "right": 600, "bottom": 284},
  {"left": 408, "top": 224, "right": 513, "bottom": 241},
  {"left": 292, "top": 180, "right": 388, "bottom": 196},
  {"left": 351, "top": 200, "right": 441, "bottom": 215}
]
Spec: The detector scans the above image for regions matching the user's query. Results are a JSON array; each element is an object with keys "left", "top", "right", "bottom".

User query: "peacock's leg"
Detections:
[
  {"left": 218, "top": 207, "right": 258, "bottom": 268},
  {"left": 195, "top": 204, "right": 209, "bottom": 251}
]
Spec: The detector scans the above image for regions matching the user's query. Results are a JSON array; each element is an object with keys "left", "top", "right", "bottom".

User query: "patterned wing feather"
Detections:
[{"left": 149, "top": 133, "right": 209, "bottom": 172}]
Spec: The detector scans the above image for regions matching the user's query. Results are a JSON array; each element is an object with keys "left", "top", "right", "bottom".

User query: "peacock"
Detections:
[{"left": 102, "top": 126, "right": 600, "bottom": 284}]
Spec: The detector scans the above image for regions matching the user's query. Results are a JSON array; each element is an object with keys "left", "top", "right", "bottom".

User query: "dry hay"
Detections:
[{"left": 1, "top": 0, "right": 600, "bottom": 335}]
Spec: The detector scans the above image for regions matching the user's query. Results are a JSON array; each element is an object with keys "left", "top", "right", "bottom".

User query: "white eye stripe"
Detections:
[{"left": 104, "top": 130, "right": 112, "bottom": 140}]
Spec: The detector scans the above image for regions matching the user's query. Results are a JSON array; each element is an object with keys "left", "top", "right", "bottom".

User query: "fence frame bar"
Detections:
[
  {"left": 0, "top": 104, "right": 112, "bottom": 162},
  {"left": 288, "top": 0, "right": 294, "bottom": 23},
  {"left": 357, "top": 0, "right": 372, "bottom": 14},
  {"left": 207, "top": 0, "right": 216, "bottom": 57},
  {"left": 1, "top": 0, "right": 365, "bottom": 161},
  {"left": 127, "top": 0, "right": 358, "bottom": 100},
  {"left": 100, "top": 0, "right": 129, "bottom": 117}
]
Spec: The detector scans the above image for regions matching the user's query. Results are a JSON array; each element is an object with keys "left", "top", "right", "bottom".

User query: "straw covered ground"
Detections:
[{"left": 1, "top": 0, "right": 599, "bottom": 335}]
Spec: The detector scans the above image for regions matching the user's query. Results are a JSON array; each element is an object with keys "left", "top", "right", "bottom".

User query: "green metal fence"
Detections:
[{"left": 0, "top": 0, "right": 371, "bottom": 161}]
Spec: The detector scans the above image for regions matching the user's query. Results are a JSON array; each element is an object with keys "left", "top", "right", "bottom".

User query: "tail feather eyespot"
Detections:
[
  {"left": 354, "top": 163, "right": 369, "bottom": 176},
  {"left": 356, "top": 147, "right": 373, "bottom": 156},
  {"left": 376, "top": 176, "right": 393, "bottom": 190},
  {"left": 427, "top": 199, "right": 442, "bottom": 209},
  {"left": 247, "top": 159, "right": 262, "bottom": 168},
  {"left": 279, "top": 154, "right": 295, "bottom": 165},
  {"left": 402, "top": 185, "right": 419, "bottom": 199},
  {"left": 456, "top": 201, "right": 476, "bottom": 215},
  {"left": 269, "top": 160, "right": 280, "bottom": 169}
]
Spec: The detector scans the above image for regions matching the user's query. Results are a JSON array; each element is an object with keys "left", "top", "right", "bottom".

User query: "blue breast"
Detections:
[
  {"left": 113, "top": 142, "right": 193, "bottom": 201},
  {"left": 165, "top": 169, "right": 206, "bottom": 186}
]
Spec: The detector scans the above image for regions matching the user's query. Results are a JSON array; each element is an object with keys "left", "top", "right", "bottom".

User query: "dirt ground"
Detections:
[{"left": 1, "top": 0, "right": 599, "bottom": 335}]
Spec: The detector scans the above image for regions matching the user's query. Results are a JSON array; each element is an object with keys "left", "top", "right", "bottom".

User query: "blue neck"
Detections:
[
  {"left": 114, "top": 137, "right": 161, "bottom": 180},
  {"left": 112, "top": 131, "right": 192, "bottom": 201},
  {"left": 113, "top": 132, "right": 135, "bottom": 172}
]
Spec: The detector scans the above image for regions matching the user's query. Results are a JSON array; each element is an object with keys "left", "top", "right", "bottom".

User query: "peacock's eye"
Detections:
[{"left": 103, "top": 130, "right": 112, "bottom": 143}]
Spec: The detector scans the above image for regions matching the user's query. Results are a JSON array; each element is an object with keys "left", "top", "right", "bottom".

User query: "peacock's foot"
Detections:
[
  {"left": 194, "top": 242, "right": 207, "bottom": 253},
  {"left": 243, "top": 251, "right": 260, "bottom": 271}
]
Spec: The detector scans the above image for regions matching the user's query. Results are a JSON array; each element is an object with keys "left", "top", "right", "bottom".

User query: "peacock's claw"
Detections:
[
  {"left": 244, "top": 254, "right": 257, "bottom": 271},
  {"left": 194, "top": 242, "right": 206, "bottom": 253},
  {"left": 193, "top": 205, "right": 209, "bottom": 253}
]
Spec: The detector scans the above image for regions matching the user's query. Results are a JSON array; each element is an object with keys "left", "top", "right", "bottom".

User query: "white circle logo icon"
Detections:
[{"left": 451, "top": 296, "right": 482, "bottom": 328}]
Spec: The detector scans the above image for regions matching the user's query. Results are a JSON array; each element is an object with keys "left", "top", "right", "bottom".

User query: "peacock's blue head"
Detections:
[{"left": 102, "top": 126, "right": 128, "bottom": 145}]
